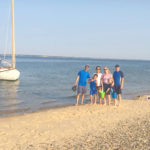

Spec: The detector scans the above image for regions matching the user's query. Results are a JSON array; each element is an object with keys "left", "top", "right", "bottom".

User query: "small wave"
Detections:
[
  {"left": 125, "top": 91, "right": 150, "bottom": 95},
  {"left": 40, "top": 100, "right": 56, "bottom": 105},
  {"left": 39, "top": 104, "right": 73, "bottom": 111},
  {"left": 67, "top": 95, "right": 77, "bottom": 98},
  {"left": 67, "top": 94, "right": 90, "bottom": 98},
  {"left": 3, "top": 101, "right": 24, "bottom": 107},
  {"left": 0, "top": 107, "right": 30, "bottom": 117}
]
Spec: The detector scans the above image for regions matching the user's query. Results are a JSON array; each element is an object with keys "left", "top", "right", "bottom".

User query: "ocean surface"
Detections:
[{"left": 0, "top": 56, "right": 150, "bottom": 117}]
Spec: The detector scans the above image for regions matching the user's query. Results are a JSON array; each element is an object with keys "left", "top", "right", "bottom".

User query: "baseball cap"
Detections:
[{"left": 115, "top": 64, "right": 120, "bottom": 67}]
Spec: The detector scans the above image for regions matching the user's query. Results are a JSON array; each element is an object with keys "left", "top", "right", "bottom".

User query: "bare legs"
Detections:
[
  {"left": 90, "top": 95, "right": 93, "bottom": 104},
  {"left": 81, "top": 94, "right": 85, "bottom": 105},
  {"left": 107, "top": 95, "right": 111, "bottom": 105},
  {"left": 76, "top": 93, "right": 80, "bottom": 105},
  {"left": 98, "top": 90, "right": 102, "bottom": 104},
  {"left": 103, "top": 94, "right": 111, "bottom": 105},
  {"left": 113, "top": 98, "right": 116, "bottom": 106},
  {"left": 103, "top": 96, "right": 106, "bottom": 105},
  {"left": 117, "top": 94, "right": 122, "bottom": 106},
  {"left": 112, "top": 94, "right": 122, "bottom": 106},
  {"left": 94, "top": 94, "right": 97, "bottom": 104},
  {"left": 76, "top": 93, "right": 121, "bottom": 106},
  {"left": 99, "top": 97, "right": 102, "bottom": 104},
  {"left": 103, "top": 94, "right": 121, "bottom": 106},
  {"left": 76, "top": 94, "right": 85, "bottom": 105},
  {"left": 90, "top": 94, "right": 97, "bottom": 104}
]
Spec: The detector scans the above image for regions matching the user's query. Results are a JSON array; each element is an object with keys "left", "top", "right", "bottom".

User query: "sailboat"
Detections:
[{"left": 0, "top": 0, "right": 20, "bottom": 80}]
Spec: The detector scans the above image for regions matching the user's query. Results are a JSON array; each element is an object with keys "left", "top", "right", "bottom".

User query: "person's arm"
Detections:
[
  {"left": 120, "top": 71, "right": 124, "bottom": 89},
  {"left": 95, "top": 80, "right": 98, "bottom": 86},
  {"left": 112, "top": 78, "right": 114, "bottom": 86},
  {"left": 101, "top": 76, "right": 104, "bottom": 91},
  {"left": 121, "top": 77, "right": 124, "bottom": 89},
  {"left": 74, "top": 75, "right": 79, "bottom": 86},
  {"left": 87, "top": 73, "right": 91, "bottom": 83},
  {"left": 106, "top": 88, "right": 110, "bottom": 94},
  {"left": 88, "top": 79, "right": 92, "bottom": 84}
]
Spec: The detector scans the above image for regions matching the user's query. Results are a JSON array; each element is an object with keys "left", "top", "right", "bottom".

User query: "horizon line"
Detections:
[{"left": 0, "top": 54, "right": 150, "bottom": 62}]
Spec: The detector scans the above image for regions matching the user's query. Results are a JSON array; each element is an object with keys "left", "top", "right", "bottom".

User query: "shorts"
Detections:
[
  {"left": 77, "top": 86, "right": 87, "bottom": 94},
  {"left": 103, "top": 84, "right": 111, "bottom": 95},
  {"left": 90, "top": 90, "right": 97, "bottom": 95},
  {"left": 114, "top": 85, "right": 122, "bottom": 94}
]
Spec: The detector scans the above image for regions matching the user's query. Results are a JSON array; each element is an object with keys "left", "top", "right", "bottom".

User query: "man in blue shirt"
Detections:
[
  {"left": 113, "top": 64, "right": 124, "bottom": 106},
  {"left": 74, "top": 65, "right": 90, "bottom": 105}
]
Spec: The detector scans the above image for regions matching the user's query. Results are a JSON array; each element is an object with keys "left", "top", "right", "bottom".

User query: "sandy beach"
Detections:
[{"left": 0, "top": 99, "right": 150, "bottom": 150}]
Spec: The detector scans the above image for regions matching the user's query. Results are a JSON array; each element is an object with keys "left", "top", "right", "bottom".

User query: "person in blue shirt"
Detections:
[
  {"left": 113, "top": 64, "right": 124, "bottom": 106},
  {"left": 74, "top": 65, "right": 90, "bottom": 105},
  {"left": 88, "top": 74, "right": 98, "bottom": 104}
]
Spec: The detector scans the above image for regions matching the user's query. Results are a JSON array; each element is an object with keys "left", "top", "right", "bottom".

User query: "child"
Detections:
[
  {"left": 106, "top": 78, "right": 117, "bottom": 105},
  {"left": 88, "top": 74, "right": 98, "bottom": 104}
]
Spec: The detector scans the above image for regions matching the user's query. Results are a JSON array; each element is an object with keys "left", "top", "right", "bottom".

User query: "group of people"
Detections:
[{"left": 73, "top": 64, "right": 124, "bottom": 106}]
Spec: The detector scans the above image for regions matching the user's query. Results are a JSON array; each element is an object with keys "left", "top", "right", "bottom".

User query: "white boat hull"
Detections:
[{"left": 0, "top": 68, "right": 20, "bottom": 81}]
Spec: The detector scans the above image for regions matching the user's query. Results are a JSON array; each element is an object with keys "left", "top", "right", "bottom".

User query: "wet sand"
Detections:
[{"left": 0, "top": 99, "right": 150, "bottom": 150}]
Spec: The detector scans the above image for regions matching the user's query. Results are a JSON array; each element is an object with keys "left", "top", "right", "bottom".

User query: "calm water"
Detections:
[{"left": 0, "top": 56, "right": 150, "bottom": 117}]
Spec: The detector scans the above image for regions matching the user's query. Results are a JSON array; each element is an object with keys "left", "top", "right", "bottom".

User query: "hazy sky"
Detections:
[{"left": 0, "top": 0, "right": 150, "bottom": 60}]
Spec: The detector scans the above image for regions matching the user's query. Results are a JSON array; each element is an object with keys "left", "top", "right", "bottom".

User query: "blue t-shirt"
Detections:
[
  {"left": 113, "top": 71, "right": 124, "bottom": 86},
  {"left": 90, "top": 80, "right": 96, "bottom": 91},
  {"left": 78, "top": 70, "right": 90, "bottom": 86}
]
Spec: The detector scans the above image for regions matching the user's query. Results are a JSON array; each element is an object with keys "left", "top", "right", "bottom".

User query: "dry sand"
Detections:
[{"left": 0, "top": 99, "right": 150, "bottom": 150}]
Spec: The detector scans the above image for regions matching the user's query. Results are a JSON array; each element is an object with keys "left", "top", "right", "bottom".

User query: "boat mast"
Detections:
[{"left": 12, "top": 0, "right": 15, "bottom": 68}]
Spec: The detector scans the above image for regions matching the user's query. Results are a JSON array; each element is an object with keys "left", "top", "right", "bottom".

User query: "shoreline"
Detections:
[
  {"left": 0, "top": 99, "right": 150, "bottom": 149},
  {"left": 0, "top": 94, "right": 150, "bottom": 118},
  {"left": 0, "top": 99, "right": 140, "bottom": 118},
  {"left": 0, "top": 103, "right": 73, "bottom": 118}
]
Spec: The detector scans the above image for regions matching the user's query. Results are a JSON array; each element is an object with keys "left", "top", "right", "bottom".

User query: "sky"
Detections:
[{"left": 0, "top": 0, "right": 150, "bottom": 60}]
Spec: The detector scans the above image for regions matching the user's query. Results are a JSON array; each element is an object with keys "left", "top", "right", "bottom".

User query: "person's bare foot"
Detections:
[
  {"left": 75, "top": 103, "right": 78, "bottom": 106},
  {"left": 103, "top": 103, "right": 106, "bottom": 106}
]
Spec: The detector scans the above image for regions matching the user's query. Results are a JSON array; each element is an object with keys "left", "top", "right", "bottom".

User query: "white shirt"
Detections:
[{"left": 96, "top": 73, "right": 102, "bottom": 86}]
